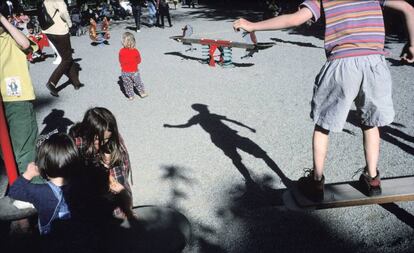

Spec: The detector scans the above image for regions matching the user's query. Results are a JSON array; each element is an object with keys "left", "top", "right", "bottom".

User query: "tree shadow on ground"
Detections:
[
  {"left": 171, "top": 5, "right": 262, "bottom": 23},
  {"left": 159, "top": 165, "right": 362, "bottom": 253},
  {"left": 344, "top": 110, "right": 414, "bottom": 156},
  {"left": 164, "top": 52, "right": 254, "bottom": 67},
  {"left": 40, "top": 109, "right": 74, "bottom": 135}
]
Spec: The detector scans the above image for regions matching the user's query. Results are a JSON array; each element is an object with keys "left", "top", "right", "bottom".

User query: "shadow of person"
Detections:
[
  {"left": 40, "top": 109, "right": 74, "bottom": 135},
  {"left": 345, "top": 110, "right": 414, "bottom": 155},
  {"left": 164, "top": 104, "right": 292, "bottom": 189}
]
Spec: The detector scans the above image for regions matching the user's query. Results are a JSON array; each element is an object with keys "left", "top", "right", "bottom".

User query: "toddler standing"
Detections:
[{"left": 119, "top": 32, "right": 147, "bottom": 100}]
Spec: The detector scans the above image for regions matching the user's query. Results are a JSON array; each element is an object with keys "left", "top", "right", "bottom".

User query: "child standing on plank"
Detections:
[
  {"left": 119, "top": 32, "right": 148, "bottom": 100},
  {"left": 233, "top": 0, "right": 414, "bottom": 201}
]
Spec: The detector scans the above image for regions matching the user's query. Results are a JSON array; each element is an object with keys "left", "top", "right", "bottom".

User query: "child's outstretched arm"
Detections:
[
  {"left": 0, "top": 13, "right": 30, "bottom": 49},
  {"left": 233, "top": 7, "right": 313, "bottom": 33},
  {"left": 385, "top": 0, "right": 414, "bottom": 63}
]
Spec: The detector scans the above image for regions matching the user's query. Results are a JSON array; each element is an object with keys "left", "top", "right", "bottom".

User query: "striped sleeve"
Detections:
[{"left": 300, "top": 0, "right": 322, "bottom": 22}]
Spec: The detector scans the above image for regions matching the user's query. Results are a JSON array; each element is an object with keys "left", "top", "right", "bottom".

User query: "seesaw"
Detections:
[
  {"left": 283, "top": 176, "right": 414, "bottom": 210},
  {"left": 170, "top": 25, "right": 275, "bottom": 67}
]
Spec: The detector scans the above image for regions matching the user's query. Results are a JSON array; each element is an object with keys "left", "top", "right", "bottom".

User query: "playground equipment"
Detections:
[{"left": 170, "top": 25, "right": 275, "bottom": 67}]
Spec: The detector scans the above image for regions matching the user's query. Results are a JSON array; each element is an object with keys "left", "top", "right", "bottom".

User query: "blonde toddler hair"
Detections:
[{"left": 122, "top": 32, "right": 136, "bottom": 48}]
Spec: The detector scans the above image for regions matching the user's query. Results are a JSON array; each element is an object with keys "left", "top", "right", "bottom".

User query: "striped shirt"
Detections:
[{"left": 301, "top": 0, "right": 387, "bottom": 60}]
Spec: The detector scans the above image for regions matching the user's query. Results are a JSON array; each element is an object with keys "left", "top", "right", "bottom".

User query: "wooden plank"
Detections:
[
  {"left": 291, "top": 176, "right": 414, "bottom": 209},
  {"left": 169, "top": 36, "right": 256, "bottom": 49}
]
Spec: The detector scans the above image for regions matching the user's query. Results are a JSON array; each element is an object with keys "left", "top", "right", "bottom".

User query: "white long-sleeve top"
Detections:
[{"left": 42, "top": 0, "right": 72, "bottom": 35}]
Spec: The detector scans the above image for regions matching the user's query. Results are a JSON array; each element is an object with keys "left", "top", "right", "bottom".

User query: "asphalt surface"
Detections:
[{"left": 27, "top": 5, "right": 414, "bottom": 253}]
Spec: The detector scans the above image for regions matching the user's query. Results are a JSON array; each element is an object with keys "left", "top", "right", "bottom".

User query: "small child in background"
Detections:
[
  {"left": 8, "top": 133, "right": 79, "bottom": 235},
  {"left": 26, "top": 22, "right": 49, "bottom": 62},
  {"left": 119, "top": 32, "right": 148, "bottom": 100}
]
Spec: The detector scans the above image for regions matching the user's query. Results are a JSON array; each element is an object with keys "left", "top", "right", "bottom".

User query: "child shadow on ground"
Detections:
[
  {"left": 163, "top": 104, "right": 293, "bottom": 196},
  {"left": 117, "top": 77, "right": 127, "bottom": 97}
]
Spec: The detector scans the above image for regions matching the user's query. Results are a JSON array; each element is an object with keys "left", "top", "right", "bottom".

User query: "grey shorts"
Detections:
[{"left": 310, "top": 54, "right": 394, "bottom": 132}]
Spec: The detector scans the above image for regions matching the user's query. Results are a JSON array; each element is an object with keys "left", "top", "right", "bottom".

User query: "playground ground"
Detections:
[{"left": 7, "top": 5, "right": 414, "bottom": 253}]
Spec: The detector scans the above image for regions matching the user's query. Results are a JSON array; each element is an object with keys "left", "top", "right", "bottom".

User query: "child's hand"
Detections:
[
  {"left": 109, "top": 175, "right": 124, "bottom": 193},
  {"left": 401, "top": 44, "right": 414, "bottom": 64},
  {"left": 233, "top": 18, "right": 254, "bottom": 33},
  {"left": 23, "top": 162, "right": 40, "bottom": 180}
]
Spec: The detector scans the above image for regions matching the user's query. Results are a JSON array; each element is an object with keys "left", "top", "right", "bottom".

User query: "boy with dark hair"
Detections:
[
  {"left": 8, "top": 133, "right": 78, "bottom": 235},
  {"left": 234, "top": 0, "right": 414, "bottom": 201}
]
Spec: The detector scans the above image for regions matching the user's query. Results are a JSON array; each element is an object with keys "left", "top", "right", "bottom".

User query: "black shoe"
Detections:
[
  {"left": 74, "top": 83, "right": 85, "bottom": 90},
  {"left": 297, "top": 169, "right": 325, "bottom": 202},
  {"left": 46, "top": 83, "right": 59, "bottom": 97},
  {"left": 358, "top": 168, "right": 381, "bottom": 196}
]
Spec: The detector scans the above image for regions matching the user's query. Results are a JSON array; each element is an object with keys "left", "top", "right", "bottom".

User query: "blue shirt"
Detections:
[{"left": 8, "top": 177, "right": 71, "bottom": 233}]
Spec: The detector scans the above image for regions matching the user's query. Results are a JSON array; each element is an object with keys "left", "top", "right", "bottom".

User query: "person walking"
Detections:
[
  {"left": 157, "top": 0, "right": 172, "bottom": 28},
  {"left": 42, "top": 0, "right": 84, "bottom": 97},
  {"left": 130, "top": 0, "right": 142, "bottom": 32}
]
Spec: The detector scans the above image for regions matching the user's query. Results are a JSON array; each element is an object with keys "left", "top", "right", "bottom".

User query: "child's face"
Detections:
[{"left": 94, "top": 130, "right": 112, "bottom": 150}]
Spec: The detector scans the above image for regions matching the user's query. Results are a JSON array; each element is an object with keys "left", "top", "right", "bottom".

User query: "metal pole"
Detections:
[{"left": 0, "top": 99, "right": 18, "bottom": 185}]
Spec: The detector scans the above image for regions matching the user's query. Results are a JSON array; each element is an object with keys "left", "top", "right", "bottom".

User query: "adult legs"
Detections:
[
  {"left": 132, "top": 5, "right": 141, "bottom": 30},
  {"left": 48, "top": 38, "right": 61, "bottom": 65},
  {"left": 166, "top": 10, "right": 172, "bottom": 26},
  {"left": 160, "top": 13, "right": 165, "bottom": 27},
  {"left": 47, "top": 33, "right": 81, "bottom": 87}
]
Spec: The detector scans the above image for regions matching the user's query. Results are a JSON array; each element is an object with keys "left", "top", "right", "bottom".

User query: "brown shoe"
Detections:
[
  {"left": 297, "top": 169, "right": 325, "bottom": 202},
  {"left": 46, "top": 83, "right": 59, "bottom": 97},
  {"left": 74, "top": 83, "right": 85, "bottom": 90},
  {"left": 359, "top": 168, "right": 381, "bottom": 196}
]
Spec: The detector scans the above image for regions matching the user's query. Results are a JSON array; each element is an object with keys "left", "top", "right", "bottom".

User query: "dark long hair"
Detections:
[
  {"left": 36, "top": 133, "right": 80, "bottom": 179},
  {"left": 73, "top": 107, "right": 125, "bottom": 166}
]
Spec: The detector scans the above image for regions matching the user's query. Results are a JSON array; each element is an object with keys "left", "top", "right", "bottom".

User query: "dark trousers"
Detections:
[
  {"left": 157, "top": 7, "right": 171, "bottom": 27},
  {"left": 46, "top": 33, "right": 81, "bottom": 87},
  {"left": 132, "top": 5, "right": 141, "bottom": 30}
]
